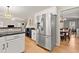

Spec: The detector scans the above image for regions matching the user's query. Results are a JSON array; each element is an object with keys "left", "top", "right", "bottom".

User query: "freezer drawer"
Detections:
[
  {"left": 37, "top": 34, "right": 52, "bottom": 50},
  {"left": 37, "top": 35, "right": 45, "bottom": 47}
]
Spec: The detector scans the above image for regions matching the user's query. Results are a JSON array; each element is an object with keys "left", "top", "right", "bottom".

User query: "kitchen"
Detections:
[
  {"left": 0, "top": 6, "right": 79, "bottom": 53},
  {"left": 0, "top": 6, "right": 26, "bottom": 53},
  {"left": 0, "top": 6, "right": 54, "bottom": 53}
]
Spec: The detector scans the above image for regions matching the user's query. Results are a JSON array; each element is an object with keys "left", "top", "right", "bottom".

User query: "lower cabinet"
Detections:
[
  {"left": 6, "top": 38, "right": 24, "bottom": 53},
  {"left": 0, "top": 37, "right": 6, "bottom": 53},
  {"left": 0, "top": 33, "right": 25, "bottom": 53}
]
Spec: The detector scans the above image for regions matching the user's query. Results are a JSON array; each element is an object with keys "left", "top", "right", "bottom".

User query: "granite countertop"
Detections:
[
  {"left": 0, "top": 27, "right": 21, "bottom": 29},
  {"left": 0, "top": 31, "right": 25, "bottom": 37}
]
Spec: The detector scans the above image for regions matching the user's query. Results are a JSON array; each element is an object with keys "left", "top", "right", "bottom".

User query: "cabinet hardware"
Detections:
[
  {"left": 7, "top": 43, "right": 8, "bottom": 48},
  {"left": 2, "top": 44, "right": 5, "bottom": 50}
]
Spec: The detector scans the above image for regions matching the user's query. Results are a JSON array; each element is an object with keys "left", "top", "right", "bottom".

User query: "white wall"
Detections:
[{"left": 0, "top": 17, "right": 25, "bottom": 27}]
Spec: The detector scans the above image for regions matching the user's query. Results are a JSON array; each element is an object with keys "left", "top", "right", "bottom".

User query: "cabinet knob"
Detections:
[
  {"left": 7, "top": 43, "right": 8, "bottom": 48},
  {"left": 2, "top": 44, "right": 5, "bottom": 50}
]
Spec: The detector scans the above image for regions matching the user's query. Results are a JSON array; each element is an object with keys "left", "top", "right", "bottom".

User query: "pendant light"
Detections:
[{"left": 5, "top": 6, "right": 12, "bottom": 19}]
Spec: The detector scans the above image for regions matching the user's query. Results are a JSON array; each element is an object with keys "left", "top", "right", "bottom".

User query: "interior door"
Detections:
[{"left": 69, "top": 21, "right": 75, "bottom": 30}]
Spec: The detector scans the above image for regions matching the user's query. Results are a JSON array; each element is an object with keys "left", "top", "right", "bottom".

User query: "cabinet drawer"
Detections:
[
  {"left": 6, "top": 35, "right": 19, "bottom": 41},
  {"left": 6, "top": 35, "right": 14, "bottom": 41},
  {"left": 6, "top": 38, "right": 25, "bottom": 53},
  {"left": 18, "top": 34, "right": 25, "bottom": 37},
  {"left": 6, "top": 34, "right": 25, "bottom": 41},
  {"left": 14, "top": 34, "right": 25, "bottom": 39}
]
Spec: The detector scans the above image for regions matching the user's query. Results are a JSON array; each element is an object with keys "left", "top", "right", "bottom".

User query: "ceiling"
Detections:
[
  {"left": 0, "top": 6, "right": 51, "bottom": 21},
  {"left": 1, "top": 6, "right": 79, "bottom": 21},
  {"left": 61, "top": 7, "right": 79, "bottom": 19}
]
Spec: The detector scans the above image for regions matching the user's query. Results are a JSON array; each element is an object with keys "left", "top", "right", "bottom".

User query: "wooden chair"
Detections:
[
  {"left": 60, "top": 32, "right": 65, "bottom": 41},
  {"left": 65, "top": 29, "right": 70, "bottom": 41}
]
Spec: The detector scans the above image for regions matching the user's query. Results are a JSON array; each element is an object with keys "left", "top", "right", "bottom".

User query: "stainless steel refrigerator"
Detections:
[{"left": 36, "top": 13, "right": 57, "bottom": 51}]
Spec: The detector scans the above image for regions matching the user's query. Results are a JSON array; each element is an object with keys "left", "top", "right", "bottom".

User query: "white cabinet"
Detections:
[
  {"left": 6, "top": 38, "right": 24, "bottom": 53},
  {"left": 0, "top": 37, "right": 6, "bottom": 53},
  {"left": 6, "top": 34, "right": 25, "bottom": 53},
  {"left": 0, "top": 33, "right": 25, "bottom": 53},
  {"left": 32, "top": 30, "right": 36, "bottom": 41}
]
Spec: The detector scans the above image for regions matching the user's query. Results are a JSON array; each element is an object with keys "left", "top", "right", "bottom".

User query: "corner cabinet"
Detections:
[{"left": 0, "top": 33, "right": 25, "bottom": 53}]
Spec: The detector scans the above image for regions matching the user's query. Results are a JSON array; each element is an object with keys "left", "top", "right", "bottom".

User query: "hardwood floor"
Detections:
[
  {"left": 25, "top": 37, "right": 48, "bottom": 53},
  {"left": 25, "top": 34, "right": 79, "bottom": 53},
  {"left": 53, "top": 34, "right": 79, "bottom": 53}
]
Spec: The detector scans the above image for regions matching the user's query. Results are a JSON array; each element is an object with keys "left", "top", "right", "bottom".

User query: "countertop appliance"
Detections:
[{"left": 8, "top": 25, "right": 14, "bottom": 28}]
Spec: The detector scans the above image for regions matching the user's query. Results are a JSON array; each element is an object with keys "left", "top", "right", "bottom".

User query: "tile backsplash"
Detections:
[{"left": 0, "top": 27, "right": 22, "bottom": 33}]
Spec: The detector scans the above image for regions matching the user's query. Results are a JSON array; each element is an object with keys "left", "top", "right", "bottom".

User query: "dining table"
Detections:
[{"left": 60, "top": 29, "right": 69, "bottom": 41}]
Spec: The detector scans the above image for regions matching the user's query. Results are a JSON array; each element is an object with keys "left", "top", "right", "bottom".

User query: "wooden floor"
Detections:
[
  {"left": 25, "top": 34, "right": 79, "bottom": 53},
  {"left": 25, "top": 37, "right": 48, "bottom": 53}
]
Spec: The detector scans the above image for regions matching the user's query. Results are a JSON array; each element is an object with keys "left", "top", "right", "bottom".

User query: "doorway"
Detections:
[
  {"left": 60, "top": 7, "right": 79, "bottom": 48},
  {"left": 69, "top": 21, "right": 76, "bottom": 34}
]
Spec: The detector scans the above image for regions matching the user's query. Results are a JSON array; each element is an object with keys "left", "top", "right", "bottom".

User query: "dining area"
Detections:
[{"left": 60, "top": 28, "right": 70, "bottom": 42}]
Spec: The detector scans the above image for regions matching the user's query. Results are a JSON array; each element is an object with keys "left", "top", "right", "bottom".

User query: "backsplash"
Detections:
[{"left": 0, "top": 27, "right": 22, "bottom": 33}]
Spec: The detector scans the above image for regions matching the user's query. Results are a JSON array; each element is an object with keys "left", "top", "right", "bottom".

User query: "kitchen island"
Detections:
[{"left": 0, "top": 31, "right": 25, "bottom": 53}]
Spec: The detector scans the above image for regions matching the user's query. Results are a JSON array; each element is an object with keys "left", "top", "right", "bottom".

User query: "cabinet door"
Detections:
[
  {"left": 6, "top": 38, "right": 25, "bottom": 53},
  {"left": 0, "top": 37, "right": 6, "bottom": 53}
]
